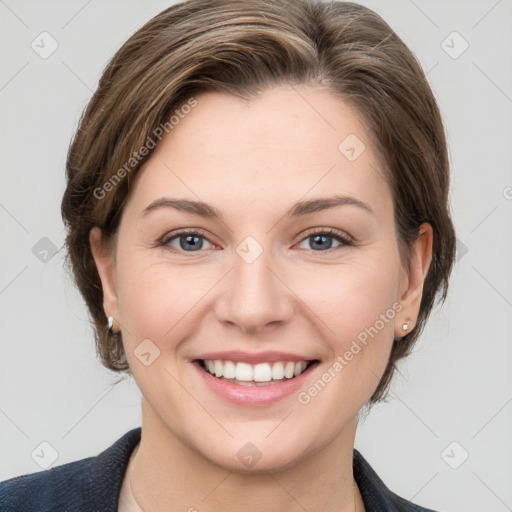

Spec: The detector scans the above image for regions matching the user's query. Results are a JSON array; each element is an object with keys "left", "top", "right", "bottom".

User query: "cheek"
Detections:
[
  {"left": 114, "top": 256, "right": 190, "bottom": 399},
  {"left": 299, "top": 255, "right": 400, "bottom": 379},
  {"left": 294, "top": 263, "right": 400, "bottom": 420},
  {"left": 115, "top": 252, "right": 215, "bottom": 358},
  {"left": 295, "top": 255, "right": 399, "bottom": 337}
]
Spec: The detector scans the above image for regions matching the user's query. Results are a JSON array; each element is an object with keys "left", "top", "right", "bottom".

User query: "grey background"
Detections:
[{"left": 1, "top": 1, "right": 511, "bottom": 511}]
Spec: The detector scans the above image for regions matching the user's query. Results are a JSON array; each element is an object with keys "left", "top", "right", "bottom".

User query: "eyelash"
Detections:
[{"left": 159, "top": 227, "right": 354, "bottom": 255}]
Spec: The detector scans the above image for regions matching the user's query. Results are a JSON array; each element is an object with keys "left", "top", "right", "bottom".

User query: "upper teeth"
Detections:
[{"left": 203, "top": 360, "right": 309, "bottom": 382}]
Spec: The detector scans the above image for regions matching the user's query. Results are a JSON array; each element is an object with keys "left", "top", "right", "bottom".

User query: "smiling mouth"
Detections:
[{"left": 195, "top": 359, "right": 319, "bottom": 386}]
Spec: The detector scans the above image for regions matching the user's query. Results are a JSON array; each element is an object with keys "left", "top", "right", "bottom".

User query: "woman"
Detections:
[{"left": 0, "top": 0, "right": 455, "bottom": 510}]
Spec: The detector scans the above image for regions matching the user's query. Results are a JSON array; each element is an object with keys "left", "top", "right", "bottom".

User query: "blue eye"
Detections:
[
  {"left": 162, "top": 230, "right": 214, "bottom": 252},
  {"left": 160, "top": 227, "right": 352, "bottom": 255},
  {"left": 297, "top": 228, "right": 353, "bottom": 251}
]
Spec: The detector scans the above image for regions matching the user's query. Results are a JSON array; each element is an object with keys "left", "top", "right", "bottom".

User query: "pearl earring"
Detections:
[
  {"left": 107, "top": 316, "right": 114, "bottom": 333},
  {"left": 402, "top": 323, "right": 409, "bottom": 332}
]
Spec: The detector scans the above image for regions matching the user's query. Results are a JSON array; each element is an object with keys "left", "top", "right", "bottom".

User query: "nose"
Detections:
[{"left": 214, "top": 240, "right": 294, "bottom": 335}]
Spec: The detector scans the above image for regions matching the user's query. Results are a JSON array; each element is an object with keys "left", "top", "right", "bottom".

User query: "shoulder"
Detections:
[
  {"left": 0, "top": 455, "right": 96, "bottom": 512},
  {"left": 353, "top": 449, "right": 439, "bottom": 512},
  {"left": 0, "top": 427, "right": 141, "bottom": 512}
]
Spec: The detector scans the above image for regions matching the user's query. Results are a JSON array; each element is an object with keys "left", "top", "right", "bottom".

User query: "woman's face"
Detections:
[{"left": 91, "top": 84, "right": 431, "bottom": 472}]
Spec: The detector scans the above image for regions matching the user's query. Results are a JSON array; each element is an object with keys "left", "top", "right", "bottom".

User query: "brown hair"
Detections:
[{"left": 61, "top": 0, "right": 456, "bottom": 406}]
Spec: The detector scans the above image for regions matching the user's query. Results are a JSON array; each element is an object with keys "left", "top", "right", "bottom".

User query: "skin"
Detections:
[{"left": 90, "top": 84, "right": 433, "bottom": 512}]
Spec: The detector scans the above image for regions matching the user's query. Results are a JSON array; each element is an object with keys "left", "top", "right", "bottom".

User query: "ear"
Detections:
[
  {"left": 89, "top": 226, "right": 119, "bottom": 327},
  {"left": 396, "top": 222, "right": 433, "bottom": 337}
]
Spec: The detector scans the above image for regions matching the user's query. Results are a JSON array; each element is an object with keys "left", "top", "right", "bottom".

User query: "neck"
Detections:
[{"left": 128, "top": 398, "right": 363, "bottom": 512}]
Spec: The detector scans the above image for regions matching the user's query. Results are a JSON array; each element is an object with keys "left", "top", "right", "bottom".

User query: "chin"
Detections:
[
  {"left": 192, "top": 427, "right": 315, "bottom": 475},
  {"left": 210, "top": 445, "right": 309, "bottom": 475}
]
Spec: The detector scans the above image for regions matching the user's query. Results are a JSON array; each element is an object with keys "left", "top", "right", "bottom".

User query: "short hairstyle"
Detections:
[{"left": 61, "top": 0, "right": 456, "bottom": 406}]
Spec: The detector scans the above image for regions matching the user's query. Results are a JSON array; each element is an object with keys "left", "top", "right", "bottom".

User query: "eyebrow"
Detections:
[{"left": 140, "top": 194, "right": 375, "bottom": 219}]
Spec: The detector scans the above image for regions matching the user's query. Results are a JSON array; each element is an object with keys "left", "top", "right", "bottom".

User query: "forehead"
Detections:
[{"left": 124, "top": 85, "right": 392, "bottom": 220}]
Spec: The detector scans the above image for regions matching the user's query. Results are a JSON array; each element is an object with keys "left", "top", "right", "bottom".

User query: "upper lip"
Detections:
[{"left": 192, "top": 350, "right": 317, "bottom": 364}]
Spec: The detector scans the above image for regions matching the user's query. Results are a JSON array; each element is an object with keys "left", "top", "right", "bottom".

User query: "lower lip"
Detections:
[{"left": 193, "top": 361, "right": 318, "bottom": 406}]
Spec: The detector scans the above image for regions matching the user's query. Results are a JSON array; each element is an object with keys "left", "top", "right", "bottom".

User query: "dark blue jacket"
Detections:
[{"left": 0, "top": 427, "right": 438, "bottom": 511}]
